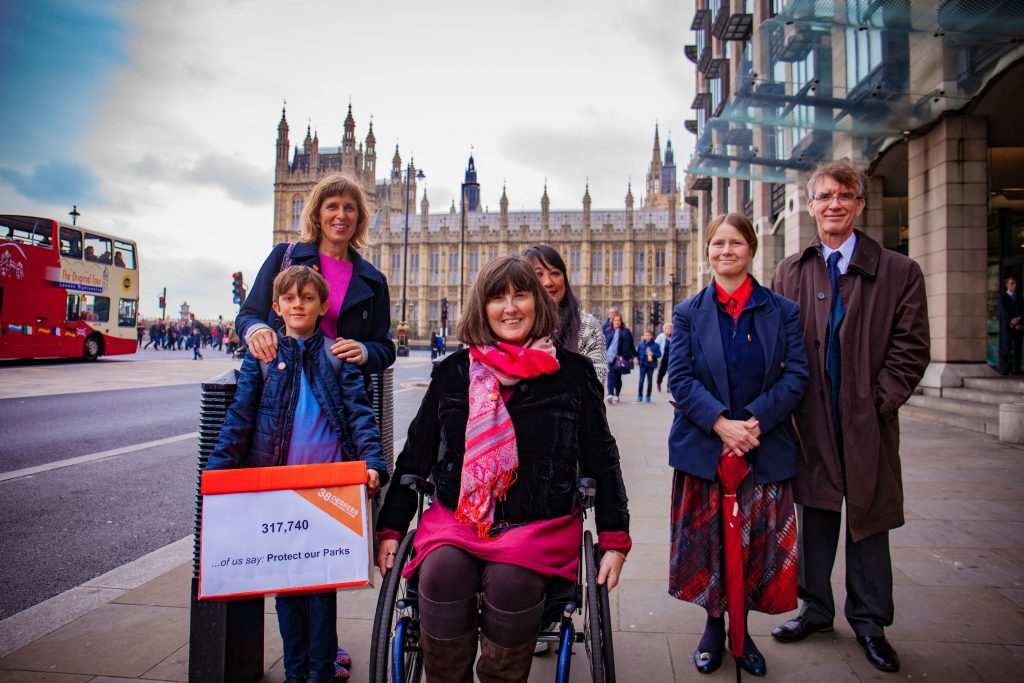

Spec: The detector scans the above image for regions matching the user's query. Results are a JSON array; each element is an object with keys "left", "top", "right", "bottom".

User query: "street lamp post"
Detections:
[
  {"left": 669, "top": 272, "right": 679, "bottom": 308},
  {"left": 399, "top": 162, "right": 425, "bottom": 355}
]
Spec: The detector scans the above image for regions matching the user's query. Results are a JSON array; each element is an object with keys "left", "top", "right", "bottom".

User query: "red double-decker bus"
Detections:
[{"left": 0, "top": 215, "right": 139, "bottom": 360}]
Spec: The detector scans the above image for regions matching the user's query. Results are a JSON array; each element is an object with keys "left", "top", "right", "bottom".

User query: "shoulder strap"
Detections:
[{"left": 280, "top": 242, "right": 297, "bottom": 271}]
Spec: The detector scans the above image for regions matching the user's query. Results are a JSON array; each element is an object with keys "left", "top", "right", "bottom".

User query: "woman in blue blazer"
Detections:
[{"left": 667, "top": 213, "right": 809, "bottom": 677}]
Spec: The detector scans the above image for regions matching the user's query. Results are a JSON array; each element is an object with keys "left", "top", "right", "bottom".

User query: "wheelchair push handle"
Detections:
[
  {"left": 399, "top": 474, "right": 436, "bottom": 497},
  {"left": 577, "top": 476, "right": 597, "bottom": 510}
]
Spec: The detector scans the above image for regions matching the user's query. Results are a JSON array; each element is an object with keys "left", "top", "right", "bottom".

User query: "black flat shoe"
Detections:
[
  {"left": 693, "top": 647, "right": 723, "bottom": 675},
  {"left": 736, "top": 651, "right": 767, "bottom": 677},
  {"left": 857, "top": 635, "right": 900, "bottom": 673},
  {"left": 771, "top": 616, "right": 834, "bottom": 642}
]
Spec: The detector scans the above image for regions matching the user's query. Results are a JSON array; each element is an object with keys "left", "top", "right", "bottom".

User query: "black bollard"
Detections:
[{"left": 188, "top": 367, "right": 394, "bottom": 682}]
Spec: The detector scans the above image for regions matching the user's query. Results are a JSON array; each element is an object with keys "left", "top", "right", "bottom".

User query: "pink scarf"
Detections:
[{"left": 456, "top": 338, "right": 560, "bottom": 539}]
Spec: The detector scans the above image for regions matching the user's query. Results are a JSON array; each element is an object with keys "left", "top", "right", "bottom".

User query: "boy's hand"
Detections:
[
  {"left": 366, "top": 469, "right": 380, "bottom": 497},
  {"left": 331, "top": 338, "right": 364, "bottom": 364}
]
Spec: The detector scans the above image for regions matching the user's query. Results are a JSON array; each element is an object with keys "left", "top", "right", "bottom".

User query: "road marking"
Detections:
[
  {"left": 0, "top": 432, "right": 198, "bottom": 483},
  {"left": 394, "top": 386, "right": 428, "bottom": 395}
]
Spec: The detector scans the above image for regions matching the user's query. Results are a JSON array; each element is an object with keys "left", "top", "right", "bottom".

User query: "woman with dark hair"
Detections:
[
  {"left": 523, "top": 244, "right": 607, "bottom": 384},
  {"left": 667, "top": 212, "right": 809, "bottom": 677},
  {"left": 377, "top": 255, "right": 631, "bottom": 683},
  {"left": 236, "top": 172, "right": 395, "bottom": 373},
  {"left": 603, "top": 314, "right": 636, "bottom": 404}
]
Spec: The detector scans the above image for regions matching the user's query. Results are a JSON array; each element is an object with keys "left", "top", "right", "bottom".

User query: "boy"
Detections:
[
  {"left": 635, "top": 329, "right": 661, "bottom": 403},
  {"left": 206, "top": 266, "right": 387, "bottom": 682}
]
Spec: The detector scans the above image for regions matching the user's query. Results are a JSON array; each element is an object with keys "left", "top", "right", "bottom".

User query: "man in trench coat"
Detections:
[{"left": 770, "top": 161, "right": 930, "bottom": 674}]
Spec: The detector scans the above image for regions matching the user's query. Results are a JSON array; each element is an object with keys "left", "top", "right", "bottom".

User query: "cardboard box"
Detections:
[{"left": 199, "top": 461, "right": 372, "bottom": 600}]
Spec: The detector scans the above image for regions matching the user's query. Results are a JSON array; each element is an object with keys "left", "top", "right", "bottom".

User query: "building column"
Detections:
[
  {"left": 751, "top": 181, "right": 781, "bottom": 283},
  {"left": 909, "top": 115, "right": 992, "bottom": 390},
  {"left": 859, "top": 176, "right": 885, "bottom": 246},
  {"left": 783, "top": 182, "right": 817, "bottom": 258}
]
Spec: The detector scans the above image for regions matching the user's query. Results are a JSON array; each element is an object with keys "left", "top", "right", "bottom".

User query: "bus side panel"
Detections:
[{"left": 0, "top": 237, "right": 65, "bottom": 360}]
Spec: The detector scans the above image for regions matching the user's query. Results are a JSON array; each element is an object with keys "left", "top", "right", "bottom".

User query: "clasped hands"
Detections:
[{"left": 712, "top": 414, "right": 760, "bottom": 458}]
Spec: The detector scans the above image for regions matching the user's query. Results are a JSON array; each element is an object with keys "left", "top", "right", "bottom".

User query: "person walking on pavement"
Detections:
[
  {"left": 998, "top": 275, "right": 1023, "bottom": 375},
  {"left": 603, "top": 314, "right": 635, "bottom": 403},
  {"left": 524, "top": 244, "right": 608, "bottom": 385},
  {"left": 634, "top": 329, "right": 660, "bottom": 402},
  {"left": 770, "top": 161, "right": 930, "bottom": 674},
  {"left": 667, "top": 213, "right": 809, "bottom": 677},
  {"left": 655, "top": 321, "right": 672, "bottom": 392},
  {"left": 601, "top": 305, "right": 619, "bottom": 334}
]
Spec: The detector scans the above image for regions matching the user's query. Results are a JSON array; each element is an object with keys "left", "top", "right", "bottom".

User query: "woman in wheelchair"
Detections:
[{"left": 376, "top": 255, "right": 631, "bottom": 683}]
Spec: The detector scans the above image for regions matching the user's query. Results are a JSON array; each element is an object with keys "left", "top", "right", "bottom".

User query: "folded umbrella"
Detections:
[{"left": 716, "top": 449, "right": 751, "bottom": 677}]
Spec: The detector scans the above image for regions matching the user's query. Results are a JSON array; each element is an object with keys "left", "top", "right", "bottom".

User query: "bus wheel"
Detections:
[{"left": 83, "top": 334, "right": 104, "bottom": 361}]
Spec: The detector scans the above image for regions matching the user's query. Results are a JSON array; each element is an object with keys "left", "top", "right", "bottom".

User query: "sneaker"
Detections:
[
  {"left": 605, "top": 394, "right": 615, "bottom": 404},
  {"left": 636, "top": 395, "right": 643, "bottom": 402},
  {"left": 335, "top": 648, "right": 352, "bottom": 669},
  {"left": 613, "top": 396, "right": 620, "bottom": 404},
  {"left": 645, "top": 396, "right": 651, "bottom": 403}
]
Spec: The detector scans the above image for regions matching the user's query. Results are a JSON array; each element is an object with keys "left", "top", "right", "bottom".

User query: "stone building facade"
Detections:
[{"left": 273, "top": 110, "right": 696, "bottom": 338}]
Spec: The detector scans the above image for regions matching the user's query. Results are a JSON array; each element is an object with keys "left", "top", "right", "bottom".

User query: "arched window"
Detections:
[{"left": 291, "top": 196, "right": 304, "bottom": 231}]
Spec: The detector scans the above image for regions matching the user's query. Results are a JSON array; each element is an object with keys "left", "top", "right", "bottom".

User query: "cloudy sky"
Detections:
[{"left": 1, "top": 0, "right": 696, "bottom": 320}]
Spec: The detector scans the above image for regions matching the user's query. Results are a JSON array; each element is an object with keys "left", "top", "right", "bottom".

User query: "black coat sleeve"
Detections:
[
  {"left": 235, "top": 244, "right": 287, "bottom": 340},
  {"left": 576, "top": 362, "right": 630, "bottom": 534}
]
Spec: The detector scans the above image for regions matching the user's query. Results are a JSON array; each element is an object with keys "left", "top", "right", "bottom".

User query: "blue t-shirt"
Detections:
[{"left": 287, "top": 339, "right": 343, "bottom": 465}]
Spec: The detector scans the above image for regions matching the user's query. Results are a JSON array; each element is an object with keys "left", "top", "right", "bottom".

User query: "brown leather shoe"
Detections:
[
  {"left": 771, "top": 616, "right": 834, "bottom": 642},
  {"left": 857, "top": 635, "right": 900, "bottom": 673}
]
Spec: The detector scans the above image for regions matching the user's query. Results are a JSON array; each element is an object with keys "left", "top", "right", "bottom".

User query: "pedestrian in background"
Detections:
[
  {"left": 206, "top": 266, "right": 387, "bottom": 682},
  {"left": 998, "top": 275, "right": 1023, "bottom": 375},
  {"left": 524, "top": 244, "right": 608, "bottom": 384},
  {"left": 770, "top": 161, "right": 930, "bottom": 674},
  {"left": 667, "top": 212, "right": 809, "bottom": 677},
  {"left": 635, "top": 329, "right": 660, "bottom": 403},
  {"left": 603, "top": 314, "right": 635, "bottom": 404},
  {"left": 655, "top": 321, "right": 672, "bottom": 392}
]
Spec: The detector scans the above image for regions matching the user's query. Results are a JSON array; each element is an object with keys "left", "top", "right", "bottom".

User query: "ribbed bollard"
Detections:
[
  {"left": 189, "top": 369, "right": 264, "bottom": 683},
  {"left": 371, "top": 367, "right": 395, "bottom": 474}
]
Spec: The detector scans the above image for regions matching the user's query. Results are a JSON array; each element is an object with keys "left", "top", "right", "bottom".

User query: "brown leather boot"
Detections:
[
  {"left": 419, "top": 629, "right": 478, "bottom": 683},
  {"left": 418, "top": 593, "right": 479, "bottom": 683},
  {"left": 475, "top": 597, "right": 545, "bottom": 683}
]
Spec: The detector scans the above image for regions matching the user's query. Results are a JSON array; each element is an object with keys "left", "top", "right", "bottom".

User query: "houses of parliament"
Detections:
[{"left": 272, "top": 105, "right": 694, "bottom": 337}]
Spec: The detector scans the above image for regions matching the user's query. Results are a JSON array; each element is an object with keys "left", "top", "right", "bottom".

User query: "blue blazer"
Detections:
[
  {"left": 667, "top": 280, "right": 809, "bottom": 483},
  {"left": 236, "top": 242, "right": 396, "bottom": 373}
]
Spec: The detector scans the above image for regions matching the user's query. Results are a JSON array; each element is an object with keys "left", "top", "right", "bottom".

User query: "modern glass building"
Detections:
[{"left": 685, "top": 0, "right": 1024, "bottom": 390}]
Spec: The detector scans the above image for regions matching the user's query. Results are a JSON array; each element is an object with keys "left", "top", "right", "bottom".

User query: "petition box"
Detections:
[{"left": 199, "top": 461, "right": 372, "bottom": 600}]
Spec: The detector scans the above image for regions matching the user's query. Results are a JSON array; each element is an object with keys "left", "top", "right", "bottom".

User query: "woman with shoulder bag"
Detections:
[{"left": 603, "top": 314, "right": 635, "bottom": 404}]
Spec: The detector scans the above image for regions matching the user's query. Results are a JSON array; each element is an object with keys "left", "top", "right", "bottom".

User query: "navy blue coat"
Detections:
[
  {"left": 667, "top": 280, "right": 809, "bottom": 483},
  {"left": 205, "top": 332, "right": 388, "bottom": 481},
  {"left": 236, "top": 242, "right": 396, "bottom": 373}
]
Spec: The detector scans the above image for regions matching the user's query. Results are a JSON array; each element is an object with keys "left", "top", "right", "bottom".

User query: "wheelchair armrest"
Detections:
[{"left": 400, "top": 474, "right": 436, "bottom": 497}]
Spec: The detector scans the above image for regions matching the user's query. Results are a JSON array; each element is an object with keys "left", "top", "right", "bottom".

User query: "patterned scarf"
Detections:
[{"left": 456, "top": 337, "right": 560, "bottom": 539}]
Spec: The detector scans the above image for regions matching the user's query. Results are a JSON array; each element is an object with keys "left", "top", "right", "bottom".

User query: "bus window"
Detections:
[
  {"left": 80, "top": 295, "right": 110, "bottom": 323},
  {"left": 1, "top": 217, "right": 53, "bottom": 248},
  {"left": 60, "top": 227, "right": 83, "bottom": 258},
  {"left": 66, "top": 294, "right": 80, "bottom": 322},
  {"left": 118, "top": 298, "right": 138, "bottom": 327},
  {"left": 113, "top": 241, "right": 136, "bottom": 269},
  {"left": 84, "top": 234, "right": 112, "bottom": 264}
]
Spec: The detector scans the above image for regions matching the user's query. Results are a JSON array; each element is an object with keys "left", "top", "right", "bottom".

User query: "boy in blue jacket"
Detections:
[
  {"left": 206, "top": 265, "right": 387, "bottom": 682},
  {"left": 635, "top": 329, "right": 661, "bottom": 403}
]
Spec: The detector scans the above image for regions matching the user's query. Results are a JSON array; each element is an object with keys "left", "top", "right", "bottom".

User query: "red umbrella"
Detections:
[{"left": 716, "top": 449, "right": 750, "bottom": 669}]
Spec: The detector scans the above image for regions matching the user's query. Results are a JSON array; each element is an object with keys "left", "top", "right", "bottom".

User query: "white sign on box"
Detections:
[{"left": 199, "top": 461, "right": 373, "bottom": 600}]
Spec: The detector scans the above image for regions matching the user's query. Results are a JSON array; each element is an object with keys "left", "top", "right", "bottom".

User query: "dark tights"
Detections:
[{"left": 418, "top": 546, "right": 547, "bottom": 645}]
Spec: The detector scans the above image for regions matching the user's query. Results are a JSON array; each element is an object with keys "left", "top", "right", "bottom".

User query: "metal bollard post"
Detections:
[
  {"left": 370, "top": 367, "right": 396, "bottom": 474},
  {"left": 189, "top": 369, "right": 264, "bottom": 683}
]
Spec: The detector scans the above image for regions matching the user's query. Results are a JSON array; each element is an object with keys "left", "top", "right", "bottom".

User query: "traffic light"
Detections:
[
  {"left": 441, "top": 297, "right": 448, "bottom": 321},
  {"left": 650, "top": 301, "right": 662, "bottom": 329},
  {"left": 159, "top": 295, "right": 165, "bottom": 309},
  {"left": 232, "top": 272, "right": 245, "bottom": 305}
]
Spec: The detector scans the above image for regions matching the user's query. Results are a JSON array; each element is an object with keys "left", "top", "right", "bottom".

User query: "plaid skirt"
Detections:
[{"left": 668, "top": 469, "right": 798, "bottom": 616}]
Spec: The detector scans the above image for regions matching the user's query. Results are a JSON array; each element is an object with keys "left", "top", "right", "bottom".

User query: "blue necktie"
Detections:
[{"left": 825, "top": 251, "right": 844, "bottom": 442}]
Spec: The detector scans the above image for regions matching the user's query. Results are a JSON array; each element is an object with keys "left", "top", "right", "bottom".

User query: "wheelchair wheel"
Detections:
[
  {"left": 370, "top": 530, "right": 423, "bottom": 682},
  {"left": 583, "top": 530, "right": 615, "bottom": 683}
]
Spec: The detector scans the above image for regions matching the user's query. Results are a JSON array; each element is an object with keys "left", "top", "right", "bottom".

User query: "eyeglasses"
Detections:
[{"left": 811, "top": 193, "right": 862, "bottom": 204}]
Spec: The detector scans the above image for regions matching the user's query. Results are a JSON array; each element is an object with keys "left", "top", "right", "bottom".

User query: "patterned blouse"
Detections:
[{"left": 577, "top": 311, "right": 609, "bottom": 384}]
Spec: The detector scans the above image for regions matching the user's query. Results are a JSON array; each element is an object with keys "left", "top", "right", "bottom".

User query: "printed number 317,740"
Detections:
[{"left": 261, "top": 520, "right": 309, "bottom": 534}]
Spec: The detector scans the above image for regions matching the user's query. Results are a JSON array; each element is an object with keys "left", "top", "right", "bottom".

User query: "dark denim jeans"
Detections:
[
  {"left": 637, "top": 366, "right": 655, "bottom": 397},
  {"left": 275, "top": 591, "right": 338, "bottom": 681}
]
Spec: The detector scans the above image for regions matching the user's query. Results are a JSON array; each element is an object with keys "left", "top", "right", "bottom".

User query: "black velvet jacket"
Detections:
[{"left": 377, "top": 348, "right": 630, "bottom": 537}]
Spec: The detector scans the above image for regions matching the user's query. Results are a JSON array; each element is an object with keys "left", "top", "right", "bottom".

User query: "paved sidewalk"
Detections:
[{"left": 1, "top": 392, "right": 1022, "bottom": 681}]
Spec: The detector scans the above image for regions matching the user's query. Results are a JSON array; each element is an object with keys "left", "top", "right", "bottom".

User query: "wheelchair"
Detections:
[{"left": 369, "top": 474, "right": 616, "bottom": 682}]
